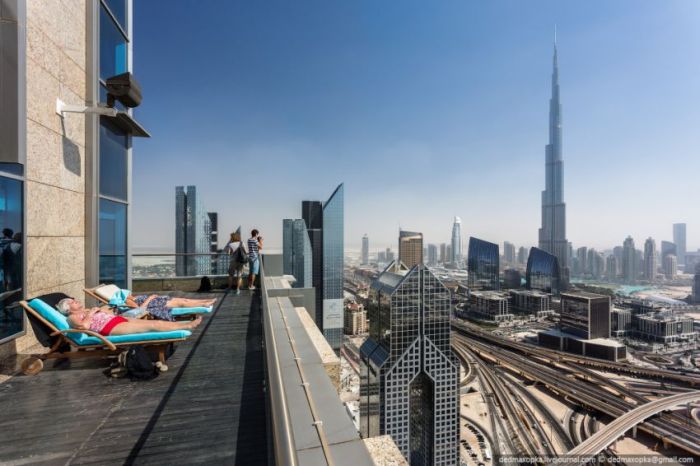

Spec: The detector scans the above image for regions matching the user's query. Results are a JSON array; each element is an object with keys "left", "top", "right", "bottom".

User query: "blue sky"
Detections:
[{"left": 132, "top": 0, "right": 700, "bottom": 253}]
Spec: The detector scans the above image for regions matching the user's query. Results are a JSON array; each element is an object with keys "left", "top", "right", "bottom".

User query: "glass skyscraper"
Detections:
[
  {"left": 282, "top": 219, "right": 313, "bottom": 288},
  {"left": 467, "top": 237, "right": 500, "bottom": 290},
  {"left": 538, "top": 40, "right": 569, "bottom": 273},
  {"left": 302, "top": 200, "right": 324, "bottom": 327},
  {"left": 361, "top": 234, "right": 369, "bottom": 265},
  {"left": 450, "top": 216, "right": 462, "bottom": 265},
  {"left": 322, "top": 184, "right": 344, "bottom": 350},
  {"left": 526, "top": 247, "right": 561, "bottom": 294},
  {"left": 175, "top": 186, "right": 211, "bottom": 276},
  {"left": 673, "top": 223, "right": 686, "bottom": 267},
  {"left": 360, "top": 261, "right": 459, "bottom": 465}
]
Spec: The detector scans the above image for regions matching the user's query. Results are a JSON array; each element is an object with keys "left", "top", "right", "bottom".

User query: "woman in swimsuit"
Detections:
[{"left": 57, "top": 298, "right": 202, "bottom": 336}]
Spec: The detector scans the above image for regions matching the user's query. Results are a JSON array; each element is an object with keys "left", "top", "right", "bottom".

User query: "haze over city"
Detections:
[{"left": 131, "top": 0, "right": 700, "bottom": 251}]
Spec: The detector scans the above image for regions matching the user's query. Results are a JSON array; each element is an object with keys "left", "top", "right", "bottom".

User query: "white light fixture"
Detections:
[{"left": 55, "top": 98, "right": 118, "bottom": 118}]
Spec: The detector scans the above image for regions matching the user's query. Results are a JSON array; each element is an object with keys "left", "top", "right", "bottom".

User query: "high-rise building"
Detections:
[
  {"left": 622, "top": 236, "right": 637, "bottom": 284},
  {"left": 663, "top": 254, "right": 677, "bottom": 280},
  {"left": 399, "top": 230, "right": 423, "bottom": 268},
  {"left": 386, "top": 248, "right": 395, "bottom": 263},
  {"left": 517, "top": 246, "right": 528, "bottom": 265},
  {"left": 693, "top": 263, "right": 700, "bottom": 303},
  {"left": 576, "top": 247, "right": 588, "bottom": 276},
  {"left": 661, "top": 241, "right": 677, "bottom": 261},
  {"left": 302, "top": 200, "right": 324, "bottom": 327},
  {"left": 175, "top": 186, "right": 211, "bottom": 276},
  {"left": 377, "top": 251, "right": 386, "bottom": 263},
  {"left": 282, "top": 219, "right": 313, "bottom": 288},
  {"left": 439, "top": 243, "right": 447, "bottom": 264},
  {"left": 322, "top": 184, "right": 345, "bottom": 350},
  {"left": 360, "top": 261, "right": 459, "bottom": 465},
  {"left": 526, "top": 247, "right": 561, "bottom": 295},
  {"left": 673, "top": 223, "right": 686, "bottom": 267},
  {"left": 207, "top": 212, "right": 220, "bottom": 274},
  {"left": 467, "top": 237, "right": 500, "bottom": 290},
  {"left": 538, "top": 40, "right": 569, "bottom": 272},
  {"left": 445, "top": 245, "right": 452, "bottom": 266},
  {"left": 361, "top": 234, "right": 369, "bottom": 265},
  {"left": 451, "top": 216, "right": 462, "bottom": 264},
  {"left": 427, "top": 244, "right": 438, "bottom": 266},
  {"left": 559, "top": 291, "right": 611, "bottom": 339},
  {"left": 606, "top": 255, "right": 618, "bottom": 281},
  {"left": 503, "top": 241, "right": 516, "bottom": 264},
  {"left": 643, "top": 237, "right": 657, "bottom": 282}
]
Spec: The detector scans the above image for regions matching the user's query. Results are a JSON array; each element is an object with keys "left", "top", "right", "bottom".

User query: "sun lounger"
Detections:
[
  {"left": 84, "top": 284, "right": 213, "bottom": 319},
  {"left": 19, "top": 292, "right": 191, "bottom": 375}
]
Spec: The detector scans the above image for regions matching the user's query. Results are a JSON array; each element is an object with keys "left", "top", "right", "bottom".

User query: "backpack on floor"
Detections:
[
  {"left": 124, "top": 345, "right": 159, "bottom": 381},
  {"left": 198, "top": 276, "right": 212, "bottom": 292}
]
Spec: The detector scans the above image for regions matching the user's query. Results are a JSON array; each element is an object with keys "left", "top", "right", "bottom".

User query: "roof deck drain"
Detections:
[{"left": 276, "top": 298, "right": 335, "bottom": 466}]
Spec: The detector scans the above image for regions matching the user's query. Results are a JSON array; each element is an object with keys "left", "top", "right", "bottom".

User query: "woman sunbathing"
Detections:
[
  {"left": 112, "top": 292, "right": 216, "bottom": 321},
  {"left": 57, "top": 298, "right": 202, "bottom": 336}
]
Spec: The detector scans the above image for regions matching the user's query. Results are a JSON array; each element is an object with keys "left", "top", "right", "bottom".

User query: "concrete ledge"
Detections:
[
  {"left": 133, "top": 276, "right": 230, "bottom": 292},
  {"left": 363, "top": 435, "right": 407, "bottom": 465},
  {"left": 295, "top": 306, "right": 340, "bottom": 391}
]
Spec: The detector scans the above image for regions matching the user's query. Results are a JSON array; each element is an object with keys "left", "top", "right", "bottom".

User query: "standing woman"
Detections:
[
  {"left": 224, "top": 229, "right": 246, "bottom": 295},
  {"left": 247, "top": 229, "right": 263, "bottom": 290}
]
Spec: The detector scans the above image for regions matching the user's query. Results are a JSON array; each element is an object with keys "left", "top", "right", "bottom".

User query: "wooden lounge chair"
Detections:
[
  {"left": 84, "top": 284, "right": 213, "bottom": 320},
  {"left": 19, "top": 293, "right": 192, "bottom": 375}
]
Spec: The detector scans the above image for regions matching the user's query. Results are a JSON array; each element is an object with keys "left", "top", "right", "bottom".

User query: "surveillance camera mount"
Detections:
[{"left": 55, "top": 98, "right": 118, "bottom": 118}]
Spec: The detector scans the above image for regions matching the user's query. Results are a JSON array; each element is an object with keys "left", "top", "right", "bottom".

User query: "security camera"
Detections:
[{"left": 105, "top": 72, "right": 142, "bottom": 108}]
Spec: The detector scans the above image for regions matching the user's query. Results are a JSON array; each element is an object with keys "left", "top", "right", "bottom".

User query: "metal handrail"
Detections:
[{"left": 261, "top": 261, "right": 298, "bottom": 466}]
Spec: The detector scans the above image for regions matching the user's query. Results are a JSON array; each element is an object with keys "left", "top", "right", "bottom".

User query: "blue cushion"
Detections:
[
  {"left": 170, "top": 306, "right": 212, "bottom": 316},
  {"left": 28, "top": 299, "right": 70, "bottom": 331},
  {"left": 77, "top": 330, "right": 192, "bottom": 346}
]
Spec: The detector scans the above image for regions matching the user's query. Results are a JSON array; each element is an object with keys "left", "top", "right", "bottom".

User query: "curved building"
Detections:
[
  {"left": 526, "top": 247, "right": 561, "bottom": 294},
  {"left": 467, "top": 237, "right": 500, "bottom": 290}
]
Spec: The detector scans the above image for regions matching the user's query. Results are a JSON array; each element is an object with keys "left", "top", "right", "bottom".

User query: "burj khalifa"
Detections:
[{"left": 538, "top": 39, "right": 569, "bottom": 270}]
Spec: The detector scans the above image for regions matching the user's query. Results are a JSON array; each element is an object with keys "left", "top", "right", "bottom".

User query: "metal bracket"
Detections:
[{"left": 55, "top": 98, "right": 118, "bottom": 118}]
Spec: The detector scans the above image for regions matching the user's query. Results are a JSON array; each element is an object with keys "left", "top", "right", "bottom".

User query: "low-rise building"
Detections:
[
  {"left": 559, "top": 291, "right": 611, "bottom": 339},
  {"left": 611, "top": 307, "right": 632, "bottom": 337},
  {"left": 470, "top": 291, "right": 513, "bottom": 322},
  {"left": 509, "top": 289, "right": 555, "bottom": 318},
  {"left": 632, "top": 311, "right": 697, "bottom": 343},
  {"left": 538, "top": 329, "right": 626, "bottom": 361}
]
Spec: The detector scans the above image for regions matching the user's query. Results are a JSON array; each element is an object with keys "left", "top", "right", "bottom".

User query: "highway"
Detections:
[{"left": 567, "top": 391, "right": 700, "bottom": 457}]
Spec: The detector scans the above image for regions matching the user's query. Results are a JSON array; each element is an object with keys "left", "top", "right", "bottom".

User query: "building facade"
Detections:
[
  {"left": 538, "top": 41, "right": 569, "bottom": 272},
  {"left": 360, "top": 262, "right": 459, "bottom": 465},
  {"left": 643, "top": 237, "right": 657, "bottom": 282},
  {"left": 398, "top": 230, "right": 423, "bottom": 269},
  {"left": 510, "top": 289, "right": 554, "bottom": 317},
  {"left": 361, "top": 233, "right": 369, "bottom": 265},
  {"left": 282, "top": 218, "right": 312, "bottom": 288},
  {"left": 503, "top": 241, "right": 516, "bottom": 264},
  {"left": 302, "top": 199, "right": 324, "bottom": 328},
  {"left": 525, "top": 247, "right": 561, "bottom": 295},
  {"left": 426, "top": 243, "right": 438, "bottom": 266},
  {"left": 322, "top": 183, "right": 344, "bottom": 350},
  {"left": 1, "top": 0, "right": 148, "bottom": 358},
  {"left": 175, "top": 186, "right": 211, "bottom": 276},
  {"left": 633, "top": 312, "right": 696, "bottom": 343},
  {"left": 622, "top": 236, "right": 637, "bottom": 284},
  {"left": 467, "top": 237, "right": 499, "bottom": 290},
  {"left": 673, "top": 223, "right": 686, "bottom": 267},
  {"left": 663, "top": 254, "right": 677, "bottom": 280},
  {"left": 450, "top": 216, "right": 462, "bottom": 265},
  {"left": 470, "top": 291, "right": 512, "bottom": 321},
  {"left": 694, "top": 263, "right": 700, "bottom": 304},
  {"left": 559, "top": 291, "right": 611, "bottom": 339}
]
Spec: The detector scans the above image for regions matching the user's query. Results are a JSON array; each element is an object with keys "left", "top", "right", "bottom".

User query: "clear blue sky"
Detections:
[{"left": 132, "top": 0, "right": 700, "bottom": 253}]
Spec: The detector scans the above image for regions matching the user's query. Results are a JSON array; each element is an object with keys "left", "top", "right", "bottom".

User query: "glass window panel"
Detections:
[
  {"left": 99, "top": 119, "right": 128, "bottom": 200},
  {"left": 103, "top": 0, "right": 127, "bottom": 32},
  {"left": 100, "top": 6, "right": 128, "bottom": 80},
  {"left": 0, "top": 176, "right": 23, "bottom": 341},
  {"left": 99, "top": 199, "right": 127, "bottom": 288}
]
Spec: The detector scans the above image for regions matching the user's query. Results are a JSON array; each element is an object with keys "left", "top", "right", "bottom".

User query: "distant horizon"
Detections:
[{"left": 132, "top": 1, "right": 700, "bottom": 253}]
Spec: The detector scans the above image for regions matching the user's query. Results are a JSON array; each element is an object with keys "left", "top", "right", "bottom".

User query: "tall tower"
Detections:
[
  {"left": 399, "top": 230, "right": 423, "bottom": 268},
  {"left": 538, "top": 37, "right": 569, "bottom": 272},
  {"left": 361, "top": 234, "right": 369, "bottom": 265},
  {"left": 673, "top": 223, "right": 686, "bottom": 267},
  {"left": 451, "top": 216, "right": 462, "bottom": 264},
  {"left": 643, "top": 237, "right": 657, "bottom": 282}
]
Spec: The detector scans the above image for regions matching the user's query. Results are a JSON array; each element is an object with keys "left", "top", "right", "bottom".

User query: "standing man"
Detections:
[
  {"left": 247, "top": 229, "right": 263, "bottom": 290},
  {"left": 224, "top": 228, "right": 245, "bottom": 295}
]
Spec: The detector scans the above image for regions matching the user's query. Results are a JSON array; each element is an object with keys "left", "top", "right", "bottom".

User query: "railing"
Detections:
[{"left": 132, "top": 252, "right": 233, "bottom": 279}]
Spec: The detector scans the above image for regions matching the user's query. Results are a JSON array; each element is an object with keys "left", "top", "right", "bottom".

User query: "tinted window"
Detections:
[
  {"left": 103, "top": 0, "right": 127, "bottom": 32},
  {"left": 99, "top": 199, "right": 127, "bottom": 288},
  {"left": 99, "top": 119, "right": 128, "bottom": 200},
  {"left": 100, "top": 5, "right": 128, "bottom": 80},
  {"left": 0, "top": 176, "right": 23, "bottom": 342}
]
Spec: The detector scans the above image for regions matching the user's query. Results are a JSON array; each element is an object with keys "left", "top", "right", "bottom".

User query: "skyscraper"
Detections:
[
  {"left": 302, "top": 200, "right": 324, "bottom": 327},
  {"left": 526, "top": 247, "right": 561, "bottom": 295},
  {"left": 322, "top": 184, "right": 345, "bottom": 350},
  {"left": 538, "top": 39, "right": 569, "bottom": 272},
  {"left": 673, "top": 223, "right": 686, "bottom": 267},
  {"left": 175, "top": 186, "right": 211, "bottom": 276},
  {"left": 427, "top": 244, "right": 438, "bottom": 266},
  {"left": 606, "top": 254, "right": 618, "bottom": 281},
  {"left": 517, "top": 246, "right": 528, "bottom": 265},
  {"left": 361, "top": 234, "right": 369, "bottom": 265},
  {"left": 360, "top": 261, "right": 459, "bottom": 465},
  {"left": 467, "top": 237, "right": 500, "bottom": 290},
  {"left": 503, "top": 241, "right": 516, "bottom": 264},
  {"left": 451, "top": 216, "right": 462, "bottom": 264},
  {"left": 661, "top": 241, "right": 677, "bottom": 261},
  {"left": 282, "top": 219, "right": 313, "bottom": 288},
  {"left": 643, "top": 237, "right": 657, "bottom": 282},
  {"left": 622, "top": 236, "right": 637, "bottom": 284},
  {"left": 693, "top": 263, "right": 700, "bottom": 303},
  {"left": 399, "top": 230, "right": 423, "bottom": 268},
  {"left": 663, "top": 254, "right": 677, "bottom": 280},
  {"left": 440, "top": 243, "right": 447, "bottom": 264}
]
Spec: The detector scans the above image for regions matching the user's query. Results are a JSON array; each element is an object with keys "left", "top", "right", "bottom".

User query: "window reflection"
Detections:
[
  {"left": 0, "top": 175, "right": 23, "bottom": 342},
  {"left": 99, "top": 119, "right": 128, "bottom": 200},
  {"left": 99, "top": 199, "right": 127, "bottom": 288},
  {"left": 103, "top": 0, "right": 127, "bottom": 32},
  {"left": 99, "top": 5, "right": 127, "bottom": 80}
]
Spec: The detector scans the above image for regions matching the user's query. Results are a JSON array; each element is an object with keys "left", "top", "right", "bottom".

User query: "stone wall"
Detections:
[{"left": 0, "top": 0, "right": 87, "bottom": 360}]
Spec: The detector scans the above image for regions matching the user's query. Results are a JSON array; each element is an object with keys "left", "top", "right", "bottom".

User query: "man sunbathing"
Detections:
[{"left": 57, "top": 298, "right": 202, "bottom": 336}]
